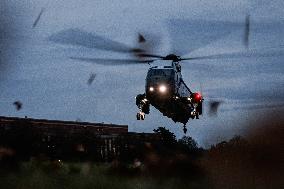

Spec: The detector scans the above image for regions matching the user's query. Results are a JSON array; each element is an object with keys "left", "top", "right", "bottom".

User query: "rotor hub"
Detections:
[{"left": 163, "top": 54, "right": 180, "bottom": 62}]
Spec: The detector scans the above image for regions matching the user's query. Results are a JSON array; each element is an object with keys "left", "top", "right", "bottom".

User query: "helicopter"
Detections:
[
  {"left": 48, "top": 15, "right": 283, "bottom": 133},
  {"left": 135, "top": 54, "right": 203, "bottom": 133}
]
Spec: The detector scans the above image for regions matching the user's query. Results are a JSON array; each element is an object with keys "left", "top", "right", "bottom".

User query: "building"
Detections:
[{"left": 0, "top": 116, "right": 159, "bottom": 161}]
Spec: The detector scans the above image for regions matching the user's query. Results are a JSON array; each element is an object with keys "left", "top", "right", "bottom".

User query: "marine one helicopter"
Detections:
[
  {"left": 49, "top": 15, "right": 276, "bottom": 133},
  {"left": 135, "top": 54, "right": 203, "bottom": 133}
]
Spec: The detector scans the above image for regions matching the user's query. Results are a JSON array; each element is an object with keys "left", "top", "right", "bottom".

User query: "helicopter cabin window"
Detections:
[
  {"left": 146, "top": 69, "right": 175, "bottom": 84},
  {"left": 147, "top": 69, "right": 174, "bottom": 78}
]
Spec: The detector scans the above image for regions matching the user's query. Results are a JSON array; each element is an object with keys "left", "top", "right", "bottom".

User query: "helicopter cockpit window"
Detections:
[{"left": 147, "top": 69, "right": 174, "bottom": 78}]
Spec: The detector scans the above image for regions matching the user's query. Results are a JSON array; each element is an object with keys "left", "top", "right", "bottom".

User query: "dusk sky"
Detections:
[{"left": 1, "top": 0, "right": 283, "bottom": 147}]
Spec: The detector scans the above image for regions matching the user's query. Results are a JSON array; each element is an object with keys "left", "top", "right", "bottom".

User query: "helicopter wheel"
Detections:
[
  {"left": 183, "top": 125, "right": 187, "bottom": 134},
  {"left": 196, "top": 113, "right": 199, "bottom": 119}
]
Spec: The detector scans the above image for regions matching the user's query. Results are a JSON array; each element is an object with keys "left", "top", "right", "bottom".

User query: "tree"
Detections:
[
  {"left": 153, "top": 127, "right": 177, "bottom": 147},
  {"left": 178, "top": 136, "right": 199, "bottom": 153}
]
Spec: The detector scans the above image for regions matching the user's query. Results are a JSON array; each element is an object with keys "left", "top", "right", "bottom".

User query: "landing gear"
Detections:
[
  {"left": 190, "top": 106, "right": 200, "bottom": 119},
  {"left": 196, "top": 112, "right": 199, "bottom": 119},
  {"left": 183, "top": 124, "right": 187, "bottom": 134},
  {"left": 136, "top": 94, "right": 150, "bottom": 121},
  {"left": 136, "top": 112, "right": 145, "bottom": 120},
  {"left": 188, "top": 98, "right": 202, "bottom": 120}
]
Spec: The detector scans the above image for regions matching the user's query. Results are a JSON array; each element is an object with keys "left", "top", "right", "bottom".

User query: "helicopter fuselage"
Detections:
[{"left": 136, "top": 60, "right": 203, "bottom": 126}]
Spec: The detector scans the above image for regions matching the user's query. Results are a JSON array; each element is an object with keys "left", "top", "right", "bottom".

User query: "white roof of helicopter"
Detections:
[{"left": 151, "top": 60, "right": 173, "bottom": 69}]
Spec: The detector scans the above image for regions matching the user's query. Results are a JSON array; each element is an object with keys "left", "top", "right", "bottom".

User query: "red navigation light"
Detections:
[{"left": 192, "top": 92, "right": 202, "bottom": 102}]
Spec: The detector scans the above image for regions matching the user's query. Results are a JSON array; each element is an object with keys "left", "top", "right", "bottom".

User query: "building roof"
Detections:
[{"left": 0, "top": 116, "right": 128, "bottom": 129}]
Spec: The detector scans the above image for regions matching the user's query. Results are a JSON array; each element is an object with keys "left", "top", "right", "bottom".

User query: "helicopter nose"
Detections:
[{"left": 147, "top": 84, "right": 169, "bottom": 94}]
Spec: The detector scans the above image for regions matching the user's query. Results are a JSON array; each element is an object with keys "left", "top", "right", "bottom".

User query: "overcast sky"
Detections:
[{"left": 1, "top": 0, "right": 284, "bottom": 147}]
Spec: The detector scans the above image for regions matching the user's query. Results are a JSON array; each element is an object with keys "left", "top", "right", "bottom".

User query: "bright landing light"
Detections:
[
  {"left": 149, "top": 87, "right": 154, "bottom": 92},
  {"left": 159, "top": 85, "right": 167, "bottom": 93}
]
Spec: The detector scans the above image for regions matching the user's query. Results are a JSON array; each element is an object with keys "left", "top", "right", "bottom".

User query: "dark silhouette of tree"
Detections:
[
  {"left": 178, "top": 136, "right": 199, "bottom": 153},
  {"left": 211, "top": 135, "right": 248, "bottom": 152},
  {"left": 153, "top": 127, "right": 177, "bottom": 147}
]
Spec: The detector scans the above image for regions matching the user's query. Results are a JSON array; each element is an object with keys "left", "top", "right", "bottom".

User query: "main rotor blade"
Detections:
[
  {"left": 138, "top": 33, "right": 146, "bottom": 43},
  {"left": 49, "top": 29, "right": 140, "bottom": 53},
  {"left": 32, "top": 8, "right": 45, "bottom": 28},
  {"left": 181, "top": 47, "right": 284, "bottom": 61},
  {"left": 167, "top": 19, "right": 242, "bottom": 55},
  {"left": 70, "top": 57, "right": 154, "bottom": 65},
  {"left": 135, "top": 32, "right": 163, "bottom": 57},
  {"left": 137, "top": 53, "right": 165, "bottom": 59},
  {"left": 208, "top": 100, "right": 224, "bottom": 116},
  {"left": 239, "top": 102, "right": 284, "bottom": 110}
]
